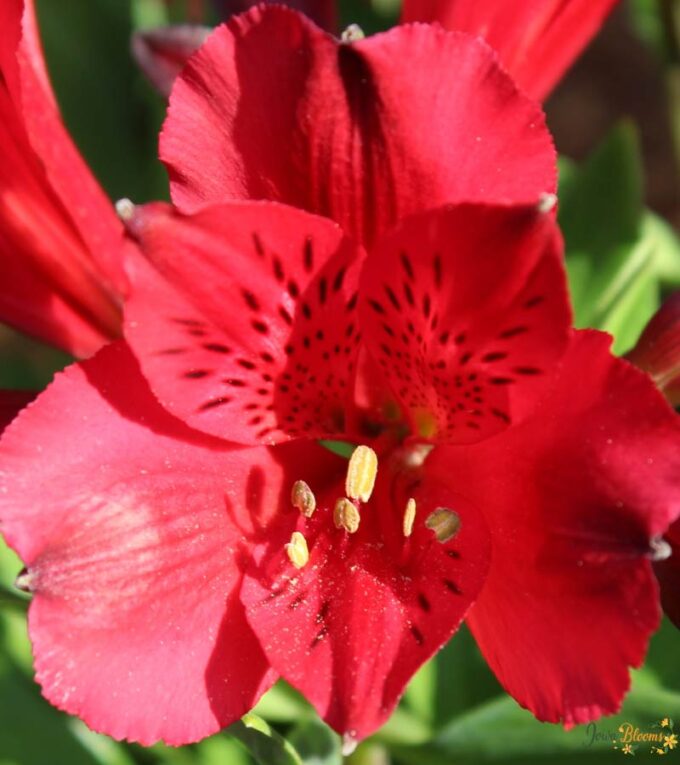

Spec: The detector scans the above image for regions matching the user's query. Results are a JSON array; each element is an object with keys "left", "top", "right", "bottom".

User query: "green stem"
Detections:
[{"left": 0, "top": 585, "right": 29, "bottom": 613}]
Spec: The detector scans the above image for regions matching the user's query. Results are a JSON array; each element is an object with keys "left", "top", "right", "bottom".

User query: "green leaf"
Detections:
[
  {"left": 558, "top": 123, "right": 679, "bottom": 353},
  {"left": 35, "top": 0, "right": 168, "bottom": 203},
  {"left": 288, "top": 717, "right": 342, "bottom": 765},
  {"left": 318, "top": 440, "right": 356, "bottom": 459},
  {"left": 559, "top": 123, "right": 644, "bottom": 327},
  {"left": 227, "top": 713, "right": 304, "bottom": 765},
  {"left": 393, "top": 673, "right": 680, "bottom": 765}
]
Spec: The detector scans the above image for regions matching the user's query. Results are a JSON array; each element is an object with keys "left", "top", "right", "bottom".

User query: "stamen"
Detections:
[
  {"left": 285, "top": 531, "right": 309, "bottom": 569},
  {"left": 537, "top": 192, "right": 557, "bottom": 214},
  {"left": 14, "top": 567, "right": 33, "bottom": 593},
  {"left": 650, "top": 536, "right": 672, "bottom": 562},
  {"left": 403, "top": 498, "right": 416, "bottom": 537},
  {"left": 425, "top": 508, "right": 461, "bottom": 543},
  {"left": 291, "top": 480, "right": 316, "bottom": 518},
  {"left": 341, "top": 24, "right": 365, "bottom": 43},
  {"left": 334, "top": 498, "right": 361, "bottom": 534},
  {"left": 115, "top": 197, "right": 136, "bottom": 222},
  {"left": 345, "top": 445, "right": 378, "bottom": 503}
]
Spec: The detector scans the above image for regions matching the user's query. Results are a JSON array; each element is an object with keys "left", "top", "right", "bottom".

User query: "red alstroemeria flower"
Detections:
[
  {"left": 135, "top": 1, "right": 618, "bottom": 109},
  {"left": 0, "top": 0, "right": 128, "bottom": 357},
  {"left": 2, "top": 197, "right": 678, "bottom": 748},
  {"left": 159, "top": 5, "right": 557, "bottom": 249},
  {"left": 401, "top": 0, "right": 620, "bottom": 101}
]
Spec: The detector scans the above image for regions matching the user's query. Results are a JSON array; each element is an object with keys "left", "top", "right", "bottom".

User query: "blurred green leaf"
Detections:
[
  {"left": 253, "top": 681, "right": 310, "bottom": 723},
  {"left": 227, "top": 713, "right": 303, "bottom": 765},
  {"left": 36, "top": 0, "right": 168, "bottom": 204},
  {"left": 288, "top": 717, "right": 342, "bottom": 765},
  {"left": 558, "top": 123, "right": 676, "bottom": 353},
  {"left": 403, "top": 625, "right": 502, "bottom": 730},
  {"left": 194, "top": 735, "right": 252, "bottom": 765},
  {"left": 392, "top": 673, "right": 680, "bottom": 765}
]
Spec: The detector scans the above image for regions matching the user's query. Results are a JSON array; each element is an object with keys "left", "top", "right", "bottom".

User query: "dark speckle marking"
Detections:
[
  {"left": 251, "top": 232, "right": 265, "bottom": 257},
  {"left": 318, "top": 277, "right": 328, "bottom": 305},
  {"left": 289, "top": 593, "right": 306, "bottom": 610},
  {"left": 251, "top": 319, "right": 269, "bottom": 335},
  {"left": 525, "top": 296, "right": 544, "bottom": 309},
  {"left": 303, "top": 237, "right": 314, "bottom": 272},
  {"left": 417, "top": 593, "right": 431, "bottom": 612},
  {"left": 242, "top": 289, "right": 260, "bottom": 311},
  {"left": 401, "top": 252, "right": 414, "bottom": 281},
  {"left": 316, "top": 600, "right": 330, "bottom": 624},
  {"left": 368, "top": 299, "right": 386, "bottom": 315},
  {"left": 443, "top": 578, "right": 462, "bottom": 595},
  {"left": 433, "top": 253, "right": 442, "bottom": 288},
  {"left": 157, "top": 347, "right": 187, "bottom": 355},
  {"left": 310, "top": 625, "right": 329, "bottom": 649},
  {"left": 499, "top": 326, "right": 528, "bottom": 339},
  {"left": 446, "top": 549, "right": 460, "bottom": 560},
  {"left": 184, "top": 369, "right": 211, "bottom": 379},
  {"left": 203, "top": 342, "right": 232, "bottom": 354},
  {"left": 410, "top": 625, "right": 425, "bottom": 645},
  {"left": 514, "top": 366, "right": 542, "bottom": 376},
  {"left": 482, "top": 352, "right": 507, "bottom": 363},
  {"left": 198, "top": 396, "right": 231, "bottom": 412}
]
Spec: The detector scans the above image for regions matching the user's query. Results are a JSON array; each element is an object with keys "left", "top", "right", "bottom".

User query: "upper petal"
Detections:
[
  {"left": 428, "top": 330, "right": 680, "bottom": 725},
  {"left": 124, "top": 201, "right": 364, "bottom": 445},
  {"left": 401, "top": 0, "right": 619, "bottom": 100},
  {"left": 160, "top": 5, "right": 556, "bottom": 247},
  {"left": 360, "top": 203, "right": 572, "bottom": 444},
  {"left": 0, "top": 342, "right": 330, "bottom": 744}
]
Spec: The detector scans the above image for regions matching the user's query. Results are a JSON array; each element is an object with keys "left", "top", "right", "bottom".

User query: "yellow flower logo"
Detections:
[{"left": 665, "top": 734, "right": 678, "bottom": 750}]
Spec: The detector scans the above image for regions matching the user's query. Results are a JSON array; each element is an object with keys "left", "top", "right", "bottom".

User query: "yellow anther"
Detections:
[
  {"left": 345, "top": 445, "right": 378, "bottom": 503},
  {"left": 285, "top": 531, "right": 309, "bottom": 569},
  {"left": 425, "top": 508, "right": 461, "bottom": 543},
  {"left": 403, "top": 498, "right": 416, "bottom": 537},
  {"left": 334, "top": 498, "right": 361, "bottom": 534},
  {"left": 291, "top": 480, "right": 316, "bottom": 518}
]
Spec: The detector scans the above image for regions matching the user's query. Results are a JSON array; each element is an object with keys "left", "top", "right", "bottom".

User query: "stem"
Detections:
[{"left": 0, "top": 585, "right": 29, "bottom": 613}]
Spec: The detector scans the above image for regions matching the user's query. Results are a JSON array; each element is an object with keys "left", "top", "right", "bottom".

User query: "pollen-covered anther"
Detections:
[
  {"left": 649, "top": 536, "right": 672, "bottom": 562},
  {"left": 14, "top": 567, "right": 34, "bottom": 593},
  {"left": 403, "top": 498, "right": 416, "bottom": 537},
  {"left": 285, "top": 531, "right": 310, "bottom": 569},
  {"left": 334, "top": 497, "right": 361, "bottom": 534},
  {"left": 291, "top": 480, "right": 316, "bottom": 518},
  {"left": 341, "top": 23, "right": 365, "bottom": 43},
  {"left": 345, "top": 444, "right": 378, "bottom": 503},
  {"left": 425, "top": 507, "right": 461, "bottom": 543}
]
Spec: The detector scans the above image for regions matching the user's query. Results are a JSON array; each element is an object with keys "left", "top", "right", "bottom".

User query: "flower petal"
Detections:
[
  {"left": 360, "top": 203, "right": 571, "bottom": 443},
  {"left": 0, "top": 0, "right": 125, "bottom": 356},
  {"left": 132, "top": 25, "right": 212, "bottom": 98},
  {"left": 401, "top": 0, "right": 619, "bottom": 100},
  {"left": 124, "top": 201, "right": 363, "bottom": 445},
  {"left": 241, "top": 457, "right": 490, "bottom": 742},
  {"left": 0, "top": 342, "right": 337, "bottom": 744},
  {"left": 160, "top": 5, "right": 556, "bottom": 247},
  {"left": 428, "top": 330, "right": 680, "bottom": 724},
  {"left": 627, "top": 292, "right": 680, "bottom": 406}
]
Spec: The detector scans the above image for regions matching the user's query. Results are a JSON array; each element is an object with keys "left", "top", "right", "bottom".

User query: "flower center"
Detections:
[{"left": 287, "top": 444, "right": 460, "bottom": 567}]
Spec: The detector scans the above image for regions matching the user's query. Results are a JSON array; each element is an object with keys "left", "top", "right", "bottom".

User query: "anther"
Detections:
[
  {"left": 334, "top": 498, "right": 360, "bottom": 534},
  {"left": 341, "top": 23, "right": 365, "bottom": 43},
  {"left": 285, "top": 531, "right": 309, "bottom": 569},
  {"left": 650, "top": 536, "right": 672, "bottom": 562},
  {"left": 537, "top": 192, "right": 557, "bottom": 214},
  {"left": 345, "top": 445, "right": 378, "bottom": 503},
  {"left": 403, "top": 498, "right": 416, "bottom": 537},
  {"left": 291, "top": 480, "right": 316, "bottom": 518},
  {"left": 14, "top": 567, "right": 33, "bottom": 593},
  {"left": 425, "top": 508, "right": 461, "bottom": 543},
  {"left": 115, "top": 197, "right": 136, "bottom": 222}
]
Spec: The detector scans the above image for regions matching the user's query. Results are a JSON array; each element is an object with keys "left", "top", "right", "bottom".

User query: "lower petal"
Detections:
[{"left": 0, "top": 342, "right": 330, "bottom": 744}]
